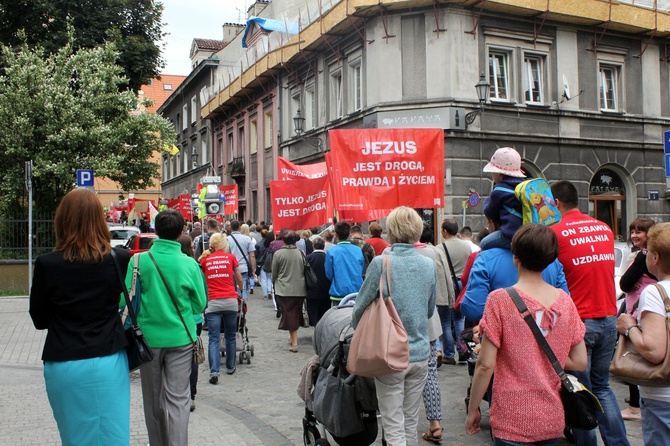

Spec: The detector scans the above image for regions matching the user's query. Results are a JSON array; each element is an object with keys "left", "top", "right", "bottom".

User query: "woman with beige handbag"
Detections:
[
  {"left": 351, "top": 207, "right": 437, "bottom": 446},
  {"left": 615, "top": 222, "right": 670, "bottom": 445}
]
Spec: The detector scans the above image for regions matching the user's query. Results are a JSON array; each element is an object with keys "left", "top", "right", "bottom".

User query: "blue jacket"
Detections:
[
  {"left": 484, "top": 176, "right": 524, "bottom": 240},
  {"left": 460, "top": 247, "right": 569, "bottom": 322},
  {"left": 352, "top": 244, "right": 436, "bottom": 362},
  {"left": 325, "top": 241, "right": 364, "bottom": 298}
]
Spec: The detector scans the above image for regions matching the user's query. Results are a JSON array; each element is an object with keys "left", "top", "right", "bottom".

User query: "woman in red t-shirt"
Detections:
[
  {"left": 465, "top": 225, "right": 587, "bottom": 445},
  {"left": 199, "top": 233, "right": 243, "bottom": 382}
]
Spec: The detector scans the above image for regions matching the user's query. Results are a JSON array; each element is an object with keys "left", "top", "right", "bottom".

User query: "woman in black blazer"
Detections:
[
  {"left": 305, "top": 236, "right": 332, "bottom": 326},
  {"left": 30, "top": 188, "right": 131, "bottom": 446}
]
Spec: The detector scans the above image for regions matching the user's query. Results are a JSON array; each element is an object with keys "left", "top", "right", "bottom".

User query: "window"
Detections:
[
  {"left": 264, "top": 112, "right": 272, "bottom": 148},
  {"left": 175, "top": 115, "right": 180, "bottom": 133},
  {"left": 489, "top": 51, "right": 510, "bottom": 100},
  {"left": 238, "top": 126, "right": 245, "bottom": 154},
  {"left": 163, "top": 156, "right": 169, "bottom": 181},
  {"left": 250, "top": 120, "right": 258, "bottom": 155},
  {"left": 190, "top": 97, "right": 197, "bottom": 123},
  {"left": 182, "top": 105, "right": 188, "bottom": 130},
  {"left": 227, "top": 132, "right": 234, "bottom": 163},
  {"left": 184, "top": 148, "right": 190, "bottom": 172},
  {"left": 330, "top": 68, "right": 343, "bottom": 119},
  {"left": 291, "top": 93, "right": 301, "bottom": 133},
  {"left": 201, "top": 139, "right": 208, "bottom": 165},
  {"left": 523, "top": 55, "right": 544, "bottom": 104},
  {"left": 599, "top": 64, "right": 619, "bottom": 111},
  {"left": 349, "top": 61, "right": 362, "bottom": 112},
  {"left": 164, "top": 83, "right": 172, "bottom": 91},
  {"left": 305, "top": 84, "right": 315, "bottom": 130}
]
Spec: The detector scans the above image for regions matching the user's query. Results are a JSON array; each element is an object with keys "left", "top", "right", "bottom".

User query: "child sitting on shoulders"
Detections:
[{"left": 480, "top": 147, "right": 525, "bottom": 250}]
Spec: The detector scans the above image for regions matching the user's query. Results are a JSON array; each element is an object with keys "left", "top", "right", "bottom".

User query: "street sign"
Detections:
[
  {"left": 76, "top": 169, "right": 94, "bottom": 187},
  {"left": 665, "top": 154, "right": 670, "bottom": 177},
  {"left": 649, "top": 190, "right": 660, "bottom": 201},
  {"left": 468, "top": 191, "right": 481, "bottom": 207},
  {"left": 664, "top": 130, "right": 670, "bottom": 154},
  {"left": 201, "top": 176, "right": 221, "bottom": 185}
]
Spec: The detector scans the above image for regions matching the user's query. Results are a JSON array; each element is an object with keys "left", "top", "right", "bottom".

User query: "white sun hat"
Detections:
[{"left": 483, "top": 147, "right": 525, "bottom": 178}]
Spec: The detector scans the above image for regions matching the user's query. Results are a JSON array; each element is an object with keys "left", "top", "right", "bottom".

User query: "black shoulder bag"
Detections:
[
  {"left": 148, "top": 252, "right": 205, "bottom": 364},
  {"left": 111, "top": 249, "right": 154, "bottom": 372},
  {"left": 505, "top": 287, "right": 603, "bottom": 430},
  {"left": 442, "top": 242, "right": 461, "bottom": 295}
]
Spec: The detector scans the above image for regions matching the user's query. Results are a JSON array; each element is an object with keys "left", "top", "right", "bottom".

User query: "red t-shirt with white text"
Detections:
[
  {"left": 200, "top": 251, "right": 239, "bottom": 300},
  {"left": 551, "top": 209, "right": 617, "bottom": 318}
]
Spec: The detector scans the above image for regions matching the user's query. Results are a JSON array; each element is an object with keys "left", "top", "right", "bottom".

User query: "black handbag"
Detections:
[
  {"left": 111, "top": 250, "right": 154, "bottom": 372},
  {"left": 301, "top": 250, "right": 318, "bottom": 290},
  {"left": 505, "top": 287, "right": 603, "bottom": 430}
]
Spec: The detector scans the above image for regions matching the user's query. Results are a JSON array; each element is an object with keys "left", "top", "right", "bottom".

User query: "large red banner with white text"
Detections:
[
  {"left": 277, "top": 157, "right": 328, "bottom": 180},
  {"left": 271, "top": 176, "right": 331, "bottom": 231},
  {"left": 328, "top": 129, "right": 444, "bottom": 210},
  {"left": 324, "top": 152, "right": 392, "bottom": 222}
]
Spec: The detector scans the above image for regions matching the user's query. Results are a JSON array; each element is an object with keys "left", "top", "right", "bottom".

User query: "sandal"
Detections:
[{"left": 421, "top": 427, "right": 443, "bottom": 443}]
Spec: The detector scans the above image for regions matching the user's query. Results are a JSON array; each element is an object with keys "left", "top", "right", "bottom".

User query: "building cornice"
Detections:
[{"left": 202, "top": 0, "right": 670, "bottom": 119}]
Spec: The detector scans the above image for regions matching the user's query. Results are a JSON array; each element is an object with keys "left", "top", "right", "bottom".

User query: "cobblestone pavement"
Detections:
[{"left": 0, "top": 291, "right": 643, "bottom": 445}]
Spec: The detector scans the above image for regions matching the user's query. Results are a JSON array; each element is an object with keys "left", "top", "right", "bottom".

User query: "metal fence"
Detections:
[{"left": 0, "top": 212, "right": 55, "bottom": 260}]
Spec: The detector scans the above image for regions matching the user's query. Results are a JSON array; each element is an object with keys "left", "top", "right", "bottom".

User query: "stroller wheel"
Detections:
[
  {"left": 250, "top": 345, "right": 255, "bottom": 357},
  {"left": 239, "top": 352, "right": 245, "bottom": 364},
  {"left": 246, "top": 352, "right": 251, "bottom": 364},
  {"left": 303, "top": 424, "right": 321, "bottom": 446}
]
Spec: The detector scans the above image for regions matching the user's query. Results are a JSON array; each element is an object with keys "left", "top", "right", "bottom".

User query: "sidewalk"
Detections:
[{"left": 0, "top": 294, "right": 643, "bottom": 445}]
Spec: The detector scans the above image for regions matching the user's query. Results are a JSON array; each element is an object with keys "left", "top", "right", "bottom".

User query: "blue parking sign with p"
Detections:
[{"left": 76, "top": 169, "right": 94, "bottom": 187}]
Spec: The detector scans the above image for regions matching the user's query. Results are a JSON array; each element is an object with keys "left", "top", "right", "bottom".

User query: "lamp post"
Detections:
[
  {"left": 293, "top": 108, "right": 325, "bottom": 151},
  {"left": 191, "top": 147, "right": 199, "bottom": 169},
  {"left": 465, "top": 73, "right": 491, "bottom": 129}
]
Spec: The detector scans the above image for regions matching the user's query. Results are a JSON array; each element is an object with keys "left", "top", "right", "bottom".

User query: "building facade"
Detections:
[{"left": 200, "top": 0, "right": 670, "bottom": 237}]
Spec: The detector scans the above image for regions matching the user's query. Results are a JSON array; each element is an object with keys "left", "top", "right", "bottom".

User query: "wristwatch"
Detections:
[{"left": 624, "top": 324, "right": 641, "bottom": 337}]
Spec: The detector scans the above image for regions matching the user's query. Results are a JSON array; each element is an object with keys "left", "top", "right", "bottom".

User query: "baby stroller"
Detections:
[
  {"left": 221, "top": 299, "right": 254, "bottom": 365},
  {"left": 301, "top": 294, "right": 382, "bottom": 446}
]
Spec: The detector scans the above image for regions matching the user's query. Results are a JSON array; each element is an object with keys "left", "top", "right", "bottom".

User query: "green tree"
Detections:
[
  {"left": 0, "top": 38, "right": 176, "bottom": 215},
  {"left": 0, "top": 0, "right": 165, "bottom": 92}
]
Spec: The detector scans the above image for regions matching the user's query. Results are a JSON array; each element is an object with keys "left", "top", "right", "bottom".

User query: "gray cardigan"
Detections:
[
  {"left": 271, "top": 245, "right": 307, "bottom": 297},
  {"left": 351, "top": 244, "right": 436, "bottom": 362}
]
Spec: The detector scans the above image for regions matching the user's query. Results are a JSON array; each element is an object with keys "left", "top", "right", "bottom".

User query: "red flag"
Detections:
[
  {"left": 328, "top": 128, "right": 444, "bottom": 210},
  {"left": 271, "top": 176, "right": 331, "bottom": 231},
  {"left": 219, "top": 184, "right": 238, "bottom": 215},
  {"left": 277, "top": 157, "right": 327, "bottom": 180}
]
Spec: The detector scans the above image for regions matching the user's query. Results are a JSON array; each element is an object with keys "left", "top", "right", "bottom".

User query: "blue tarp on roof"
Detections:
[{"left": 242, "top": 16, "right": 300, "bottom": 48}]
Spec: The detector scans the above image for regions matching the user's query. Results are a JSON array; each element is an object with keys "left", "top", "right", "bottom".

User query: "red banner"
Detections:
[
  {"left": 271, "top": 176, "right": 331, "bottom": 231},
  {"left": 166, "top": 195, "right": 193, "bottom": 220},
  {"left": 323, "top": 152, "right": 392, "bottom": 222},
  {"left": 328, "top": 128, "right": 444, "bottom": 210},
  {"left": 277, "top": 157, "right": 327, "bottom": 180},
  {"left": 219, "top": 184, "right": 239, "bottom": 215}
]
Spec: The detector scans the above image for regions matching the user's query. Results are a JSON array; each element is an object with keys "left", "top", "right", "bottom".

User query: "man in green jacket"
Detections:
[{"left": 126, "top": 209, "right": 207, "bottom": 446}]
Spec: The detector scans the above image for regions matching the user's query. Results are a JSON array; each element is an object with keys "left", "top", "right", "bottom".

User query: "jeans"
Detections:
[
  {"left": 494, "top": 439, "right": 559, "bottom": 446},
  {"left": 567, "top": 316, "right": 630, "bottom": 446},
  {"left": 479, "top": 230, "right": 512, "bottom": 251},
  {"left": 259, "top": 270, "right": 273, "bottom": 298},
  {"left": 640, "top": 397, "right": 670, "bottom": 446},
  {"left": 205, "top": 311, "right": 238, "bottom": 375},
  {"left": 437, "top": 305, "right": 465, "bottom": 359},
  {"left": 240, "top": 272, "right": 249, "bottom": 302}
]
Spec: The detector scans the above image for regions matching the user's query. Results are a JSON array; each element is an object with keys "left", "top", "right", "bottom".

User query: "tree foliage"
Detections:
[
  {"left": 0, "top": 0, "right": 165, "bottom": 92},
  {"left": 0, "top": 38, "right": 176, "bottom": 214}
]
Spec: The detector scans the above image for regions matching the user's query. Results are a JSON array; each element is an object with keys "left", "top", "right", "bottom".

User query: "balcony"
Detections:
[{"left": 227, "top": 156, "right": 245, "bottom": 179}]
